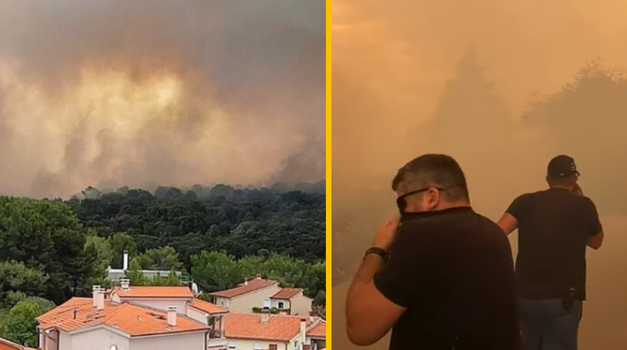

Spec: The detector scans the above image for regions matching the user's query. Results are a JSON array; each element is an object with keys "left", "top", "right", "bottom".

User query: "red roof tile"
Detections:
[
  {"left": 224, "top": 313, "right": 317, "bottom": 342},
  {"left": 307, "top": 322, "right": 326, "bottom": 338},
  {"left": 271, "top": 288, "right": 302, "bottom": 299},
  {"left": 210, "top": 278, "right": 278, "bottom": 298},
  {"left": 0, "top": 337, "right": 35, "bottom": 350},
  {"left": 37, "top": 297, "right": 207, "bottom": 336},
  {"left": 189, "top": 298, "right": 228, "bottom": 314},
  {"left": 113, "top": 286, "right": 193, "bottom": 299}
]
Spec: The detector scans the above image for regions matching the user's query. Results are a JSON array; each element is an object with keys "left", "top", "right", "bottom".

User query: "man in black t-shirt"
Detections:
[
  {"left": 345, "top": 154, "right": 520, "bottom": 350},
  {"left": 497, "top": 155, "right": 604, "bottom": 350}
]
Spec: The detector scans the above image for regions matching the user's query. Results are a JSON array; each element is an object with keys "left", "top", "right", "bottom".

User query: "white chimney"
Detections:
[
  {"left": 92, "top": 285, "right": 101, "bottom": 307},
  {"left": 244, "top": 278, "right": 248, "bottom": 286},
  {"left": 120, "top": 279, "right": 130, "bottom": 291},
  {"left": 123, "top": 250, "right": 129, "bottom": 270},
  {"left": 261, "top": 312, "right": 270, "bottom": 324},
  {"left": 167, "top": 306, "right": 177, "bottom": 327},
  {"left": 300, "top": 318, "right": 307, "bottom": 342},
  {"left": 96, "top": 290, "right": 105, "bottom": 311}
]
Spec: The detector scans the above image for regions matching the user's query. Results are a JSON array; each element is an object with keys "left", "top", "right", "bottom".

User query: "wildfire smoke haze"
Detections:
[
  {"left": 333, "top": 0, "right": 627, "bottom": 349},
  {"left": 0, "top": 0, "right": 325, "bottom": 198}
]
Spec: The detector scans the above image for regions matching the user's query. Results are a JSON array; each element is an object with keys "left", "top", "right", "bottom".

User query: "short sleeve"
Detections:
[
  {"left": 505, "top": 195, "right": 526, "bottom": 220},
  {"left": 583, "top": 198, "right": 602, "bottom": 236},
  {"left": 373, "top": 225, "right": 428, "bottom": 307}
]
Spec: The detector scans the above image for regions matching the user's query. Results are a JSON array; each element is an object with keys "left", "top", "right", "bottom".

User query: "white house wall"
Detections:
[
  {"left": 125, "top": 299, "right": 189, "bottom": 314},
  {"left": 130, "top": 331, "right": 206, "bottom": 350},
  {"left": 62, "top": 327, "right": 130, "bottom": 350},
  {"left": 228, "top": 285, "right": 282, "bottom": 313},
  {"left": 215, "top": 297, "right": 230, "bottom": 308},
  {"left": 271, "top": 299, "right": 291, "bottom": 311},
  {"left": 186, "top": 307, "right": 209, "bottom": 325},
  {"left": 228, "top": 338, "right": 288, "bottom": 350},
  {"left": 288, "top": 293, "right": 313, "bottom": 316}
]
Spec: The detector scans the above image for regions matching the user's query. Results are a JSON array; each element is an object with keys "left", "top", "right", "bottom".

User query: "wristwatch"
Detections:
[{"left": 364, "top": 247, "right": 388, "bottom": 260}]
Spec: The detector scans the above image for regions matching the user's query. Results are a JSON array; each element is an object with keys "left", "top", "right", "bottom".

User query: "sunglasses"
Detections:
[{"left": 396, "top": 186, "right": 444, "bottom": 213}]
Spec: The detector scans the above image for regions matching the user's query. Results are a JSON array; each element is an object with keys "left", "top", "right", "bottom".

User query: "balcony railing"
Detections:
[{"left": 252, "top": 307, "right": 290, "bottom": 315}]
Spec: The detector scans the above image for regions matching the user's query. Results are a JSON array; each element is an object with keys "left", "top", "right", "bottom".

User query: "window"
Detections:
[
  {"left": 253, "top": 343, "right": 263, "bottom": 350},
  {"left": 294, "top": 340, "right": 299, "bottom": 350},
  {"left": 263, "top": 298, "right": 271, "bottom": 309},
  {"left": 278, "top": 301, "right": 284, "bottom": 309},
  {"left": 228, "top": 342, "right": 237, "bottom": 349}
]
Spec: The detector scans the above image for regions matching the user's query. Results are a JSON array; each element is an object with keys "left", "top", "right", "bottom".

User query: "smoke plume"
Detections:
[{"left": 0, "top": 0, "right": 325, "bottom": 198}]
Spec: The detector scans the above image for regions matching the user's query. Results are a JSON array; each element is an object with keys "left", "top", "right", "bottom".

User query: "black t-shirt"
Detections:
[
  {"left": 506, "top": 188, "right": 602, "bottom": 300},
  {"left": 373, "top": 207, "right": 520, "bottom": 350}
]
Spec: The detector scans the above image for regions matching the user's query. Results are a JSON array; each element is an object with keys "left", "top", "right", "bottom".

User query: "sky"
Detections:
[
  {"left": 333, "top": 0, "right": 627, "bottom": 349},
  {"left": 0, "top": 0, "right": 325, "bottom": 198}
]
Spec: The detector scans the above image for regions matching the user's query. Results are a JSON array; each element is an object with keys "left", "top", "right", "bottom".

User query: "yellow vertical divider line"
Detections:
[{"left": 325, "top": 0, "right": 332, "bottom": 348}]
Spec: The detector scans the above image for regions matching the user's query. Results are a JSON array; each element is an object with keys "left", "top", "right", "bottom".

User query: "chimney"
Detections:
[
  {"left": 123, "top": 250, "right": 129, "bottom": 270},
  {"left": 269, "top": 345, "right": 278, "bottom": 350},
  {"left": 120, "top": 278, "right": 130, "bottom": 291},
  {"left": 96, "top": 290, "right": 105, "bottom": 311},
  {"left": 244, "top": 278, "right": 248, "bottom": 286},
  {"left": 300, "top": 318, "right": 307, "bottom": 342},
  {"left": 167, "top": 306, "right": 177, "bottom": 327},
  {"left": 92, "top": 285, "right": 101, "bottom": 307},
  {"left": 261, "top": 311, "right": 270, "bottom": 324}
]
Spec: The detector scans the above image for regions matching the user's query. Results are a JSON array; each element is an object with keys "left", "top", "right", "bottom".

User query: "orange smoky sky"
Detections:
[
  {"left": 0, "top": 0, "right": 325, "bottom": 198},
  {"left": 333, "top": 0, "right": 627, "bottom": 349}
]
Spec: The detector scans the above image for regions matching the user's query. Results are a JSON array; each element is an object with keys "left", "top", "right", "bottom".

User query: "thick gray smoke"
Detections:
[{"left": 0, "top": 0, "right": 325, "bottom": 198}]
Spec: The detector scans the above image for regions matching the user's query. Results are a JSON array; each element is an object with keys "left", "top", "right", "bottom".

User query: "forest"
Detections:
[{"left": 0, "top": 182, "right": 326, "bottom": 347}]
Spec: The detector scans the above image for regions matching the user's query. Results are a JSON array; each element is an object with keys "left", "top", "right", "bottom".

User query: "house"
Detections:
[
  {"left": 305, "top": 321, "right": 326, "bottom": 350},
  {"left": 223, "top": 313, "right": 324, "bottom": 350},
  {"left": 0, "top": 337, "right": 36, "bottom": 350},
  {"left": 210, "top": 278, "right": 282, "bottom": 313},
  {"left": 106, "top": 250, "right": 183, "bottom": 282},
  {"left": 210, "top": 278, "right": 312, "bottom": 316},
  {"left": 269, "top": 288, "right": 313, "bottom": 316},
  {"left": 109, "top": 282, "right": 196, "bottom": 314},
  {"left": 36, "top": 282, "right": 229, "bottom": 350}
]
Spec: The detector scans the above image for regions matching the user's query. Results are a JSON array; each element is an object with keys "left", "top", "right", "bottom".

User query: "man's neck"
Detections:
[
  {"left": 549, "top": 185, "right": 572, "bottom": 191},
  {"left": 436, "top": 201, "right": 471, "bottom": 211}
]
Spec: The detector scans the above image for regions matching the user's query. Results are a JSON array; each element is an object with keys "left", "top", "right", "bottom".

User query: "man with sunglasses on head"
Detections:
[
  {"left": 497, "top": 155, "right": 604, "bottom": 350},
  {"left": 346, "top": 154, "right": 521, "bottom": 350}
]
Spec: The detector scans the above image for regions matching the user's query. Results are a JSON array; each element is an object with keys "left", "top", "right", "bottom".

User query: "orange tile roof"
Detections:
[
  {"left": 210, "top": 278, "right": 278, "bottom": 298},
  {"left": 307, "top": 322, "right": 326, "bottom": 338},
  {"left": 224, "top": 313, "right": 317, "bottom": 342},
  {"left": 0, "top": 337, "right": 36, "bottom": 350},
  {"left": 113, "top": 286, "right": 194, "bottom": 299},
  {"left": 189, "top": 298, "right": 228, "bottom": 314},
  {"left": 271, "top": 288, "right": 302, "bottom": 299},
  {"left": 37, "top": 297, "right": 208, "bottom": 336}
]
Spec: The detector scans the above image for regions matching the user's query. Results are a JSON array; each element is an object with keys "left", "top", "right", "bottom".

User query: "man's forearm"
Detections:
[{"left": 347, "top": 254, "right": 385, "bottom": 301}]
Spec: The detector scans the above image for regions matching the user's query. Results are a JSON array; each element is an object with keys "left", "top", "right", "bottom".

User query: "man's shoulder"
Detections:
[
  {"left": 475, "top": 213, "right": 512, "bottom": 236},
  {"left": 517, "top": 190, "right": 547, "bottom": 200}
]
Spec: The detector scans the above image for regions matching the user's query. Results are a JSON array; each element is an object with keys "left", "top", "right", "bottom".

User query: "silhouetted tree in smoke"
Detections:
[
  {"left": 423, "top": 47, "right": 512, "bottom": 158},
  {"left": 525, "top": 59, "right": 627, "bottom": 214},
  {"left": 412, "top": 48, "right": 514, "bottom": 210}
]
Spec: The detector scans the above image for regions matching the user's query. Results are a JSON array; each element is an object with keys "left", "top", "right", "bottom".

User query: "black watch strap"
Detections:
[{"left": 364, "top": 247, "right": 388, "bottom": 260}]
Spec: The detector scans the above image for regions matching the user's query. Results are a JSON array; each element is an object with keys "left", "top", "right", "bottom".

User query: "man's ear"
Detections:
[{"left": 426, "top": 187, "right": 441, "bottom": 210}]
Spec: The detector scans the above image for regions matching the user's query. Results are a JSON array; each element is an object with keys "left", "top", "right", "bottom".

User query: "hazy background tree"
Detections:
[{"left": 525, "top": 60, "right": 627, "bottom": 215}]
